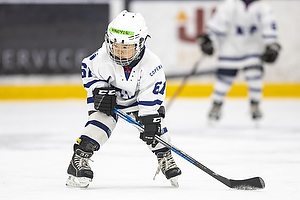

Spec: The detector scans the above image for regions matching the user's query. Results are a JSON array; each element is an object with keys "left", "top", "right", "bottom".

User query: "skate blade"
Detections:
[
  {"left": 66, "top": 175, "right": 91, "bottom": 188},
  {"left": 253, "top": 119, "right": 261, "bottom": 128},
  {"left": 169, "top": 176, "right": 179, "bottom": 188},
  {"left": 208, "top": 118, "right": 218, "bottom": 126}
]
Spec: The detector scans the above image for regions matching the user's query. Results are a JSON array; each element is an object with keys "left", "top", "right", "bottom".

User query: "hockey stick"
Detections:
[
  {"left": 166, "top": 57, "right": 204, "bottom": 110},
  {"left": 114, "top": 107, "right": 265, "bottom": 190},
  {"left": 166, "top": 68, "right": 215, "bottom": 79}
]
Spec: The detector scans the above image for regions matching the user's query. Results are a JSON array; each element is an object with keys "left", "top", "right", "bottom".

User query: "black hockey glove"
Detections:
[
  {"left": 139, "top": 114, "right": 161, "bottom": 147},
  {"left": 198, "top": 34, "right": 214, "bottom": 55},
  {"left": 261, "top": 43, "right": 281, "bottom": 63},
  {"left": 92, "top": 87, "right": 116, "bottom": 116}
]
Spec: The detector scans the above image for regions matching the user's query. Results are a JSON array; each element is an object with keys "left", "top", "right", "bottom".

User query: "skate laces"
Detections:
[
  {"left": 251, "top": 104, "right": 260, "bottom": 114},
  {"left": 251, "top": 102, "right": 262, "bottom": 118},
  {"left": 73, "top": 151, "right": 94, "bottom": 170},
  {"left": 211, "top": 107, "right": 219, "bottom": 116},
  {"left": 153, "top": 156, "right": 166, "bottom": 180},
  {"left": 153, "top": 151, "right": 176, "bottom": 180},
  {"left": 210, "top": 104, "right": 221, "bottom": 116}
]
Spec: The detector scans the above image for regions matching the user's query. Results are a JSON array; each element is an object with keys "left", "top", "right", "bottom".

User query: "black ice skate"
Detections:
[
  {"left": 66, "top": 137, "right": 99, "bottom": 188},
  {"left": 208, "top": 101, "right": 222, "bottom": 122},
  {"left": 154, "top": 149, "right": 182, "bottom": 188},
  {"left": 250, "top": 100, "right": 262, "bottom": 120}
]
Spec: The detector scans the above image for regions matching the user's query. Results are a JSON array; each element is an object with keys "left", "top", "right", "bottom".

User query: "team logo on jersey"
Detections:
[{"left": 150, "top": 65, "right": 163, "bottom": 76}]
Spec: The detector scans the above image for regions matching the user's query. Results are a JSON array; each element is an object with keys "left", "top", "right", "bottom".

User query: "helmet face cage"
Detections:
[
  {"left": 105, "top": 11, "right": 148, "bottom": 66},
  {"left": 105, "top": 34, "right": 145, "bottom": 66}
]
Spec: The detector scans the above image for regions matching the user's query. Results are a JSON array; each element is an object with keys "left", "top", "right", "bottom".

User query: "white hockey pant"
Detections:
[
  {"left": 211, "top": 67, "right": 263, "bottom": 102},
  {"left": 80, "top": 112, "right": 116, "bottom": 147},
  {"left": 80, "top": 111, "right": 171, "bottom": 152},
  {"left": 244, "top": 67, "right": 263, "bottom": 101}
]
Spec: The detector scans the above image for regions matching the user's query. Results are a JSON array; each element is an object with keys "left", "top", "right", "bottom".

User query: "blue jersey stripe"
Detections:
[
  {"left": 139, "top": 100, "right": 163, "bottom": 106},
  {"left": 116, "top": 102, "right": 139, "bottom": 110}
]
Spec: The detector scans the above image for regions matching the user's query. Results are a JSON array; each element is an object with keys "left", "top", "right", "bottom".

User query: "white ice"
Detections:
[{"left": 1, "top": 98, "right": 300, "bottom": 200}]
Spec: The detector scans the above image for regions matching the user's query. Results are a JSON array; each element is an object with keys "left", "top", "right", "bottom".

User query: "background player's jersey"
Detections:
[
  {"left": 207, "top": 0, "right": 278, "bottom": 68},
  {"left": 81, "top": 42, "right": 166, "bottom": 116}
]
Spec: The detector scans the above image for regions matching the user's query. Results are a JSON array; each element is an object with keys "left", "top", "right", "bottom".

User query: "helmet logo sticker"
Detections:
[{"left": 109, "top": 27, "right": 134, "bottom": 36}]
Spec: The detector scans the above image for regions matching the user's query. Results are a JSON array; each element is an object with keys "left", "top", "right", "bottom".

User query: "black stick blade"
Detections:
[{"left": 230, "top": 177, "right": 265, "bottom": 190}]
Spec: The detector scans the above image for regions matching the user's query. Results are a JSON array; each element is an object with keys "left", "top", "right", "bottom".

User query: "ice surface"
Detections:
[{"left": 1, "top": 98, "right": 300, "bottom": 200}]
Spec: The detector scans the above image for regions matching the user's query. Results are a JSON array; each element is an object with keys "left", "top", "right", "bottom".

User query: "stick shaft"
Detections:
[
  {"left": 114, "top": 108, "right": 228, "bottom": 184},
  {"left": 166, "top": 69, "right": 215, "bottom": 79},
  {"left": 166, "top": 57, "right": 204, "bottom": 109},
  {"left": 114, "top": 108, "right": 264, "bottom": 190}
]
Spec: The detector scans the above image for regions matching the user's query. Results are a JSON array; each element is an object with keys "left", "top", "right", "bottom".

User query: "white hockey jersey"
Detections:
[
  {"left": 207, "top": 0, "right": 279, "bottom": 68},
  {"left": 81, "top": 42, "right": 166, "bottom": 116}
]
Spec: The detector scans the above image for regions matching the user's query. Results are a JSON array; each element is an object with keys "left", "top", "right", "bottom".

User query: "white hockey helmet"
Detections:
[{"left": 105, "top": 10, "right": 149, "bottom": 66}]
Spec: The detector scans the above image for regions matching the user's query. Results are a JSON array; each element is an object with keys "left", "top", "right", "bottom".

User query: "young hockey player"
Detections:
[
  {"left": 66, "top": 10, "right": 181, "bottom": 188},
  {"left": 198, "top": 0, "right": 281, "bottom": 122}
]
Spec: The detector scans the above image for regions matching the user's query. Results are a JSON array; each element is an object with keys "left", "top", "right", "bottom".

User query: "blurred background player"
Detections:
[
  {"left": 198, "top": 0, "right": 281, "bottom": 122},
  {"left": 66, "top": 10, "right": 181, "bottom": 188}
]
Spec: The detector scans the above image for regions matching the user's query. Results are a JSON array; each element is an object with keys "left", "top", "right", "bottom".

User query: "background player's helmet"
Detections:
[{"left": 105, "top": 10, "right": 149, "bottom": 66}]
